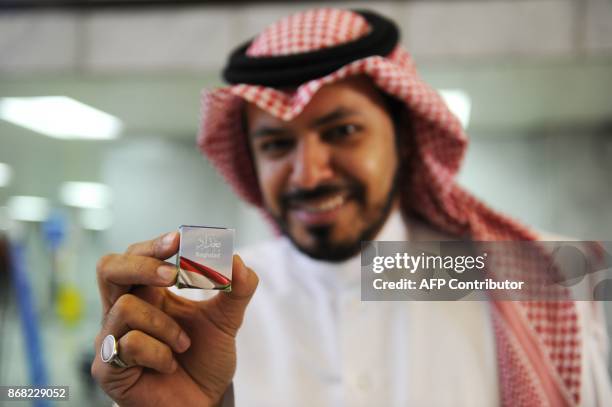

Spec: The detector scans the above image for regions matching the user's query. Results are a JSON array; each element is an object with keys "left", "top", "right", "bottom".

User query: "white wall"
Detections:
[
  {"left": 102, "top": 137, "right": 272, "bottom": 253},
  {"left": 460, "top": 131, "right": 612, "bottom": 240}
]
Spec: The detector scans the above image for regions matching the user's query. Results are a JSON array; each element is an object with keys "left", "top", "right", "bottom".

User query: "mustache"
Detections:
[{"left": 280, "top": 182, "right": 364, "bottom": 207}]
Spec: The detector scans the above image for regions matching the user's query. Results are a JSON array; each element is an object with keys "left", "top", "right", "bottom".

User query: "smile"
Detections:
[
  {"left": 289, "top": 193, "right": 350, "bottom": 225},
  {"left": 293, "top": 194, "right": 346, "bottom": 212}
]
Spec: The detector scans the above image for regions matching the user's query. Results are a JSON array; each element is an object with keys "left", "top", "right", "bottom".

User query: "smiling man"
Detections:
[
  {"left": 245, "top": 76, "right": 402, "bottom": 261},
  {"left": 93, "top": 8, "right": 611, "bottom": 407}
]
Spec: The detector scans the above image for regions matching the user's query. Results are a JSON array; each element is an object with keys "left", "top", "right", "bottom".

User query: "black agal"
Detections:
[{"left": 222, "top": 10, "right": 400, "bottom": 88}]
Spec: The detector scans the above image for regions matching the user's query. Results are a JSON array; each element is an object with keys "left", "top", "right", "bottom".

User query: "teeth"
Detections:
[{"left": 299, "top": 195, "right": 345, "bottom": 213}]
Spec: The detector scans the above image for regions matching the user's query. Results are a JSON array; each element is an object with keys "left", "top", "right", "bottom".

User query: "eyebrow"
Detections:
[
  {"left": 249, "top": 106, "right": 360, "bottom": 139},
  {"left": 309, "top": 107, "right": 359, "bottom": 128},
  {"left": 250, "top": 126, "right": 292, "bottom": 139}
]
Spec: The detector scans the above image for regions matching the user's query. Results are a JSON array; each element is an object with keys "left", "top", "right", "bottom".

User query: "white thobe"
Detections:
[{"left": 185, "top": 209, "right": 612, "bottom": 406}]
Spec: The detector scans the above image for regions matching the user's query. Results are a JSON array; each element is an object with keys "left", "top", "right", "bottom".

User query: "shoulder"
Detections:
[
  {"left": 529, "top": 230, "right": 609, "bottom": 349},
  {"left": 532, "top": 228, "right": 578, "bottom": 241}
]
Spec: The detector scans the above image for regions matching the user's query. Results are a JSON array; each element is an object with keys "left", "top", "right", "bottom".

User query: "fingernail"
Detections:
[
  {"left": 169, "top": 359, "right": 178, "bottom": 373},
  {"left": 162, "top": 232, "right": 176, "bottom": 248},
  {"left": 234, "top": 254, "right": 244, "bottom": 268},
  {"left": 157, "top": 265, "right": 177, "bottom": 283},
  {"left": 177, "top": 331, "right": 191, "bottom": 352}
]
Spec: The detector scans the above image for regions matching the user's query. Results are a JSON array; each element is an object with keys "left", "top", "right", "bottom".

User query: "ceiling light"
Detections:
[
  {"left": 0, "top": 163, "right": 12, "bottom": 187},
  {"left": 59, "top": 182, "right": 112, "bottom": 209},
  {"left": 439, "top": 89, "right": 471, "bottom": 129},
  {"left": 7, "top": 196, "right": 50, "bottom": 222},
  {"left": 80, "top": 208, "right": 113, "bottom": 231},
  {"left": 0, "top": 206, "right": 8, "bottom": 230},
  {"left": 0, "top": 96, "right": 122, "bottom": 140}
]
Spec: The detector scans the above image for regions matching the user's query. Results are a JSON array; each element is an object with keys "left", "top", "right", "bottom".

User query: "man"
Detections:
[{"left": 92, "top": 8, "right": 611, "bottom": 407}]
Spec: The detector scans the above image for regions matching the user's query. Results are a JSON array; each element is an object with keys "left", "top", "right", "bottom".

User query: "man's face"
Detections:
[{"left": 245, "top": 76, "right": 400, "bottom": 261}]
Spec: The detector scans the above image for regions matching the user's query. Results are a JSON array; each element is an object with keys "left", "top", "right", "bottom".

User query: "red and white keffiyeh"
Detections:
[{"left": 197, "top": 8, "right": 581, "bottom": 407}]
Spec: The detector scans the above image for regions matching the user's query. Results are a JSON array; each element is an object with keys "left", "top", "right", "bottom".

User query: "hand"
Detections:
[{"left": 91, "top": 231, "right": 258, "bottom": 407}]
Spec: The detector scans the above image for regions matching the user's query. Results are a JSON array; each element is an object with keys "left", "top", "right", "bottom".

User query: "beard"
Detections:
[{"left": 269, "top": 172, "right": 400, "bottom": 262}]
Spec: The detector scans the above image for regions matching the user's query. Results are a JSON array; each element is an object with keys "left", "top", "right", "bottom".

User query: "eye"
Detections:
[
  {"left": 322, "top": 123, "right": 362, "bottom": 142},
  {"left": 258, "top": 138, "right": 295, "bottom": 156}
]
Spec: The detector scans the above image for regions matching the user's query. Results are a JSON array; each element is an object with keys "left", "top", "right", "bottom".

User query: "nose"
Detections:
[{"left": 289, "top": 134, "right": 334, "bottom": 190}]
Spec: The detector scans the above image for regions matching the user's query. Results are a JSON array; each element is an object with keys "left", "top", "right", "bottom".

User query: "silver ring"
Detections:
[{"left": 100, "top": 334, "right": 128, "bottom": 369}]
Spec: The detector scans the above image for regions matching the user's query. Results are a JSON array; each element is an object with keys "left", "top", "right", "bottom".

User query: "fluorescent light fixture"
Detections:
[
  {"left": 438, "top": 89, "right": 472, "bottom": 129},
  {"left": 0, "top": 206, "right": 8, "bottom": 230},
  {"left": 0, "top": 96, "right": 122, "bottom": 140},
  {"left": 0, "top": 163, "right": 12, "bottom": 187},
  {"left": 60, "top": 182, "right": 112, "bottom": 209},
  {"left": 7, "top": 196, "right": 50, "bottom": 222},
  {"left": 80, "top": 208, "right": 113, "bottom": 231}
]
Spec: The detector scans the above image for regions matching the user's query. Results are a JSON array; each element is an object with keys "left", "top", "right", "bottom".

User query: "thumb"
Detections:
[{"left": 207, "top": 254, "right": 259, "bottom": 335}]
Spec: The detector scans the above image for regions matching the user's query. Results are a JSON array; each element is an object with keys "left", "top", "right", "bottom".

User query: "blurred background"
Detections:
[{"left": 0, "top": 0, "right": 611, "bottom": 405}]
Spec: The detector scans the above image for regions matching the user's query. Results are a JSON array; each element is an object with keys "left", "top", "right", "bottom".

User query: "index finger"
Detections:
[
  {"left": 96, "top": 254, "right": 177, "bottom": 314},
  {"left": 125, "top": 231, "right": 179, "bottom": 259}
]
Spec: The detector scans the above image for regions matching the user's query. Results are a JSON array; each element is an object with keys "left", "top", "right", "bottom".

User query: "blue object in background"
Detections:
[
  {"left": 10, "top": 240, "right": 52, "bottom": 407},
  {"left": 42, "top": 211, "right": 67, "bottom": 252},
  {"left": 41, "top": 209, "right": 68, "bottom": 308}
]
